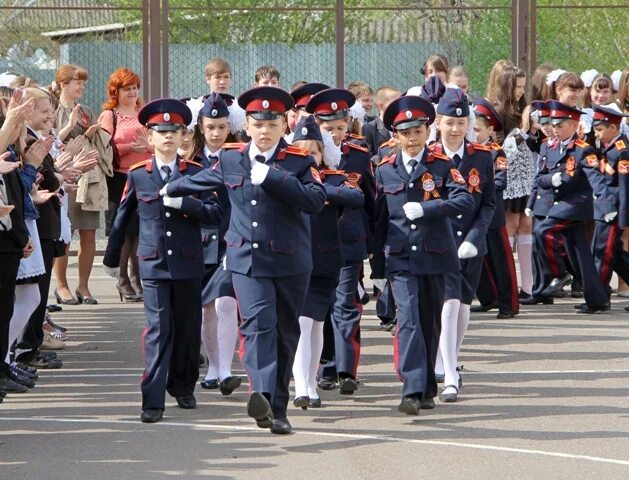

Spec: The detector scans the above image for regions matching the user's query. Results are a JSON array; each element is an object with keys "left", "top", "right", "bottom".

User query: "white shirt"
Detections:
[
  {"left": 443, "top": 143, "right": 465, "bottom": 161},
  {"left": 401, "top": 148, "right": 425, "bottom": 175},
  {"left": 203, "top": 145, "right": 222, "bottom": 160},
  {"left": 154, "top": 156, "right": 177, "bottom": 181},
  {"left": 248, "top": 142, "right": 279, "bottom": 167}
]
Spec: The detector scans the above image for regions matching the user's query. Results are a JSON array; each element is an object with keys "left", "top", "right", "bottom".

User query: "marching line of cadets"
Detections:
[{"left": 100, "top": 61, "right": 629, "bottom": 434}]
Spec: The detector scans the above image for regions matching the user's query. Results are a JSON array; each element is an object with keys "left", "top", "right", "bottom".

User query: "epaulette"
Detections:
[
  {"left": 347, "top": 142, "right": 369, "bottom": 153},
  {"left": 321, "top": 169, "right": 346, "bottom": 176},
  {"left": 130, "top": 160, "right": 149, "bottom": 171},
  {"left": 348, "top": 133, "right": 366, "bottom": 141},
  {"left": 380, "top": 138, "right": 396, "bottom": 148},
  {"left": 427, "top": 143, "right": 437, "bottom": 151},
  {"left": 491, "top": 142, "right": 502, "bottom": 151},
  {"left": 472, "top": 143, "right": 492, "bottom": 152},
  {"left": 283, "top": 146, "right": 310, "bottom": 157},
  {"left": 223, "top": 143, "right": 244, "bottom": 150},
  {"left": 431, "top": 152, "right": 450, "bottom": 161},
  {"left": 616, "top": 140, "right": 627, "bottom": 151},
  {"left": 377, "top": 154, "right": 395, "bottom": 167},
  {"left": 184, "top": 160, "right": 203, "bottom": 168},
  {"left": 575, "top": 139, "right": 589, "bottom": 148}
]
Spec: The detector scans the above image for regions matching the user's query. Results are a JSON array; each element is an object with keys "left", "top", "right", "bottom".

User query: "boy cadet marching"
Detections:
[
  {"left": 372, "top": 94, "right": 473, "bottom": 414},
  {"left": 103, "top": 99, "right": 223, "bottom": 423},
  {"left": 162, "top": 86, "right": 326, "bottom": 434}
]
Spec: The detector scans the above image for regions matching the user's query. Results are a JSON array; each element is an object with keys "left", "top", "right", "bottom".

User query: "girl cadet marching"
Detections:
[
  {"left": 372, "top": 95, "right": 473, "bottom": 414},
  {"left": 162, "top": 86, "right": 326, "bottom": 435},
  {"left": 185, "top": 93, "right": 244, "bottom": 396},
  {"left": 290, "top": 115, "right": 364, "bottom": 410}
]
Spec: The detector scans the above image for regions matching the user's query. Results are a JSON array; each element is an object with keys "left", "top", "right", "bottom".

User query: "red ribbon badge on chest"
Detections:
[
  {"left": 421, "top": 172, "right": 440, "bottom": 201},
  {"left": 566, "top": 156, "right": 576, "bottom": 177},
  {"left": 467, "top": 168, "right": 481, "bottom": 193}
]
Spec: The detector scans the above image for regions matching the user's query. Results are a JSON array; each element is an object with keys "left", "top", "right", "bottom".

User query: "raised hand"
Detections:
[{"left": 23, "top": 137, "right": 54, "bottom": 168}]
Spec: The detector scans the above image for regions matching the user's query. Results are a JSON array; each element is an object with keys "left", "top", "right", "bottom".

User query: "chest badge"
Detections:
[
  {"left": 566, "top": 156, "right": 576, "bottom": 177},
  {"left": 468, "top": 168, "right": 481, "bottom": 193},
  {"left": 421, "top": 172, "right": 440, "bottom": 200}
]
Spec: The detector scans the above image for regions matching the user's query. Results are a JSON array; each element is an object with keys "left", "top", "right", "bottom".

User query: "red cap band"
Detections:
[
  {"left": 593, "top": 110, "right": 621, "bottom": 125},
  {"left": 550, "top": 109, "right": 580, "bottom": 121},
  {"left": 147, "top": 112, "right": 185, "bottom": 124},
  {"left": 393, "top": 109, "right": 428, "bottom": 125},
  {"left": 314, "top": 100, "right": 349, "bottom": 115},
  {"left": 246, "top": 98, "right": 286, "bottom": 113}
]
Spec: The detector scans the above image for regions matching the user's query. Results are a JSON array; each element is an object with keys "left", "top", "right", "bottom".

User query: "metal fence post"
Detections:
[
  {"left": 161, "top": 0, "right": 169, "bottom": 97},
  {"left": 148, "top": 0, "right": 162, "bottom": 100},
  {"left": 511, "top": 0, "right": 531, "bottom": 80},
  {"left": 335, "top": 0, "right": 345, "bottom": 88}
]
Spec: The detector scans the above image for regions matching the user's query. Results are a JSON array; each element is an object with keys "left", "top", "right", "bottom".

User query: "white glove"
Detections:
[
  {"left": 222, "top": 255, "right": 227, "bottom": 270},
  {"left": 458, "top": 241, "right": 478, "bottom": 259},
  {"left": 524, "top": 207, "right": 533, "bottom": 217},
  {"left": 403, "top": 202, "right": 424, "bottom": 220},
  {"left": 103, "top": 265, "right": 120, "bottom": 279},
  {"left": 604, "top": 211, "right": 618, "bottom": 223},
  {"left": 159, "top": 185, "right": 168, "bottom": 196},
  {"left": 251, "top": 161, "right": 270, "bottom": 185},
  {"left": 373, "top": 279, "right": 387, "bottom": 291},
  {"left": 551, "top": 172, "right": 562, "bottom": 187},
  {"left": 163, "top": 195, "right": 183, "bottom": 209}
]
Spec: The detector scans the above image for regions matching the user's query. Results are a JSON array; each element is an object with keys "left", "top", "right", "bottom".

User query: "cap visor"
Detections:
[
  {"left": 248, "top": 112, "right": 283, "bottom": 120},
  {"left": 149, "top": 123, "right": 184, "bottom": 132},
  {"left": 394, "top": 119, "right": 427, "bottom": 131},
  {"left": 316, "top": 110, "right": 349, "bottom": 121}
]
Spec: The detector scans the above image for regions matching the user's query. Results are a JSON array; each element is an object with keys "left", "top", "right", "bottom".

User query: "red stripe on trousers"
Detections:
[
  {"left": 499, "top": 226, "right": 520, "bottom": 312},
  {"left": 600, "top": 223, "right": 619, "bottom": 285},
  {"left": 544, "top": 221, "right": 569, "bottom": 277}
]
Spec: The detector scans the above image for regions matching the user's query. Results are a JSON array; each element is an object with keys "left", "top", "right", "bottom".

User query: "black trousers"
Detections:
[
  {"left": 15, "top": 239, "right": 56, "bottom": 362},
  {"left": 0, "top": 252, "right": 22, "bottom": 377}
]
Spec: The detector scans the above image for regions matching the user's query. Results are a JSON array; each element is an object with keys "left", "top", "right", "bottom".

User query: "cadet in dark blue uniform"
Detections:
[
  {"left": 189, "top": 93, "right": 242, "bottom": 395},
  {"left": 372, "top": 95, "right": 473, "bottom": 414},
  {"left": 590, "top": 104, "right": 629, "bottom": 302},
  {"left": 432, "top": 89, "right": 496, "bottom": 403},
  {"left": 471, "top": 98, "right": 519, "bottom": 318},
  {"left": 290, "top": 115, "right": 364, "bottom": 410},
  {"left": 163, "top": 87, "right": 326, "bottom": 434},
  {"left": 531, "top": 101, "right": 611, "bottom": 313},
  {"left": 306, "top": 88, "right": 376, "bottom": 394},
  {"left": 103, "top": 99, "right": 223, "bottom": 423}
]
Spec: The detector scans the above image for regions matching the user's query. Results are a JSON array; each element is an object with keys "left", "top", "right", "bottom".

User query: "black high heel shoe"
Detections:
[
  {"left": 116, "top": 285, "right": 142, "bottom": 303},
  {"left": 75, "top": 290, "right": 98, "bottom": 305},
  {"left": 54, "top": 289, "right": 79, "bottom": 305}
]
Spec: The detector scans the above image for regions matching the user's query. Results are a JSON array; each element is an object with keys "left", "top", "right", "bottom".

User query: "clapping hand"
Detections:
[
  {"left": 0, "top": 151, "right": 19, "bottom": 174},
  {"left": 23, "top": 137, "right": 54, "bottom": 168}
]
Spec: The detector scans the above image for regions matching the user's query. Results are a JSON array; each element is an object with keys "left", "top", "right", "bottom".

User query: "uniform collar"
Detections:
[
  {"left": 154, "top": 155, "right": 177, "bottom": 174},
  {"left": 443, "top": 142, "right": 465, "bottom": 160},
  {"left": 203, "top": 145, "right": 222, "bottom": 158},
  {"left": 401, "top": 148, "right": 425, "bottom": 171},
  {"left": 605, "top": 134, "right": 622, "bottom": 151},
  {"left": 249, "top": 141, "right": 279, "bottom": 164}
]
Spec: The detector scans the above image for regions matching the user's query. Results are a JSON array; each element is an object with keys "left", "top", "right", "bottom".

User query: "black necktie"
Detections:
[
  {"left": 161, "top": 165, "right": 172, "bottom": 184},
  {"left": 209, "top": 155, "right": 218, "bottom": 164},
  {"left": 408, "top": 158, "right": 418, "bottom": 175},
  {"left": 453, "top": 154, "right": 462, "bottom": 165},
  {"left": 255, "top": 154, "right": 266, "bottom": 164}
]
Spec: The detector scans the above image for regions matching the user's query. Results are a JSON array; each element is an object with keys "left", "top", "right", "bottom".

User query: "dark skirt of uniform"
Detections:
[
  {"left": 202, "top": 263, "right": 236, "bottom": 305},
  {"left": 504, "top": 196, "right": 528, "bottom": 214},
  {"left": 301, "top": 276, "right": 339, "bottom": 322}
]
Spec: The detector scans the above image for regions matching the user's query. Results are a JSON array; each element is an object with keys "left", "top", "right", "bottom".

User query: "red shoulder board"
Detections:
[
  {"left": 348, "top": 133, "right": 366, "bottom": 141},
  {"left": 491, "top": 142, "right": 502, "bottom": 151},
  {"left": 575, "top": 139, "right": 589, "bottom": 148},
  {"left": 377, "top": 154, "right": 396, "bottom": 167},
  {"left": 283, "top": 146, "right": 310, "bottom": 157},
  {"left": 450, "top": 168, "right": 466, "bottom": 184},
  {"left": 346, "top": 172, "right": 362, "bottom": 184},
  {"left": 310, "top": 167, "right": 322, "bottom": 183},
  {"left": 348, "top": 142, "right": 368, "bottom": 153},
  {"left": 495, "top": 156, "right": 507, "bottom": 170},
  {"left": 618, "top": 160, "right": 629, "bottom": 175},
  {"left": 184, "top": 160, "right": 203, "bottom": 168},
  {"left": 321, "top": 169, "right": 345, "bottom": 176},
  {"left": 472, "top": 143, "right": 491, "bottom": 152},
  {"left": 223, "top": 143, "right": 244, "bottom": 150},
  {"left": 432, "top": 151, "right": 449, "bottom": 161},
  {"left": 616, "top": 140, "right": 627, "bottom": 151},
  {"left": 380, "top": 138, "right": 396, "bottom": 148},
  {"left": 585, "top": 154, "right": 599, "bottom": 167},
  {"left": 130, "top": 160, "right": 149, "bottom": 171}
]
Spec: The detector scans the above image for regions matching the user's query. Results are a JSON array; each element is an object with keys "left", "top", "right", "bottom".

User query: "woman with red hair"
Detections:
[{"left": 97, "top": 67, "right": 151, "bottom": 302}]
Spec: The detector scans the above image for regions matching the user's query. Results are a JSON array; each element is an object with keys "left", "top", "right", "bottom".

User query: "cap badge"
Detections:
[
  {"left": 405, "top": 110, "right": 413, "bottom": 119},
  {"left": 262, "top": 100, "right": 270, "bottom": 109},
  {"left": 211, "top": 108, "right": 218, "bottom": 117},
  {"left": 301, "top": 127, "right": 308, "bottom": 135},
  {"left": 331, "top": 102, "right": 338, "bottom": 111},
  {"left": 456, "top": 108, "right": 462, "bottom": 116},
  {"left": 163, "top": 112, "right": 170, "bottom": 121}
]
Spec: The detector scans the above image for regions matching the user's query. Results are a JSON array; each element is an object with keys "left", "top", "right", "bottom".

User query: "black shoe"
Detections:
[
  {"left": 293, "top": 396, "right": 309, "bottom": 410},
  {"left": 518, "top": 289, "right": 532, "bottom": 301},
  {"left": 571, "top": 280, "right": 584, "bottom": 298},
  {"left": 398, "top": 396, "right": 421, "bottom": 415},
  {"left": 247, "top": 391, "right": 273, "bottom": 429},
  {"left": 576, "top": 303, "right": 611, "bottom": 314},
  {"left": 317, "top": 376, "right": 337, "bottom": 390},
  {"left": 0, "top": 376, "right": 28, "bottom": 393},
  {"left": 435, "top": 373, "right": 445, "bottom": 383},
  {"left": 47, "top": 304, "right": 62, "bottom": 313},
  {"left": 470, "top": 301, "right": 499, "bottom": 312},
  {"left": 28, "top": 354, "right": 62, "bottom": 369},
  {"left": 379, "top": 319, "right": 396, "bottom": 331},
  {"left": 309, "top": 397, "right": 322, "bottom": 408},
  {"left": 219, "top": 376, "right": 242, "bottom": 396},
  {"left": 75, "top": 290, "right": 98, "bottom": 305},
  {"left": 520, "top": 295, "right": 554, "bottom": 305},
  {"left": 270, "top": 417, "right": 293, "bottom": 434},
  {"left": 11, "top": 362, "right": 38, "bottom": 379},
  {"left": 625, "top": 306, "right": 629, "bottom": 312},
  {"left": 54, "top": 289, "right": 79, "bottom": 305},
  {"left": 439, "top": 385, "right": 459, "bottom": 402},
  {"left": 10, "top": 370, "right": 35, "bottom": 388},
  {"left": 496, "top": 310, "right": 515, "bottom": 319},
  {"left": 175, "top": 395, "right": 196, "bottom": 409},
  {"left": 359, "top": 292, "right": 370, "bottom": 305},
  {"left": 0, "top": 388, "right": 6, "bottom": 397},
  {"left": 200, "top": 378, "right": 218, "bottom": 389},
  {"left": 141, "top": 408, "right": 163, "bottom": 423},
  {"left": 339, "top": 377, "right": 358, "bottom": 395},
  {"left": 420, "top": 397, "right": 436, "bottom": 409},
  {"left": 540, "top": 273, "right": 572, "bottom": 297}
]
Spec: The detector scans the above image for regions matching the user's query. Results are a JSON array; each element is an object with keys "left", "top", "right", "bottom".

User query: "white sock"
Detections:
[
  {"left": 516, "top": 234, "right": 534, "bottom": 295},
  {"left": 308, "top": 320, "right": 324, "bottom": 399},
  {"left": 435, "top": 347, "right": 444, "bottom": 376},
  {"left": 201, "top": 302, "right": 219, "bottom": 381},
  {"left": 438, "top": 298, "right": 461, "bottom": 389},
  {"left": 215, "top": 296, "right": 239, "bottom": 380},
  {"left": 8, "top": 284, "right": 41, "bottom": 363},
  {"left": 455, "top": 303, "right": 471, "bottom": 358},
  {"left": 509, "top": 236, "right": 516, "bottom": 252},
  {"left": 292, "top": 316, "right": 313, "bottom": 398}
]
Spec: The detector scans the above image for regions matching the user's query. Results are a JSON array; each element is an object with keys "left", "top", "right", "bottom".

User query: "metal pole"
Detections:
[
  {"left": 335, "top": 0, "right": 345, "bottom": 88},
  {"left": 142, "top": 0, "right": 150, "bottom": 102},
  {"left": 530, "top": 0, "right": 537, "bottom": 78},
  {"left": 149, "top": 0, "right": 162, "bottom": 100},
  {"left": 511, "top": 0, "right": 530, "bottom": 77},
  {"left": 162, "top": 0, "right": 169, "bottom": 97}
]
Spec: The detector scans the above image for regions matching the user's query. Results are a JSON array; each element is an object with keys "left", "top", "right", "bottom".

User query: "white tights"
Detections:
[
  {"left": 437, "top": 299, "right": 471, "bottom": 393},
  {"left": 292, "top": 316, "right": 324, "bottom": 399},
  {"left": 7, "top": 284, "right": 40, "bottom": 363},
  {"left": 201, "top": 296, "right": 239, "bottom": 381}
]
